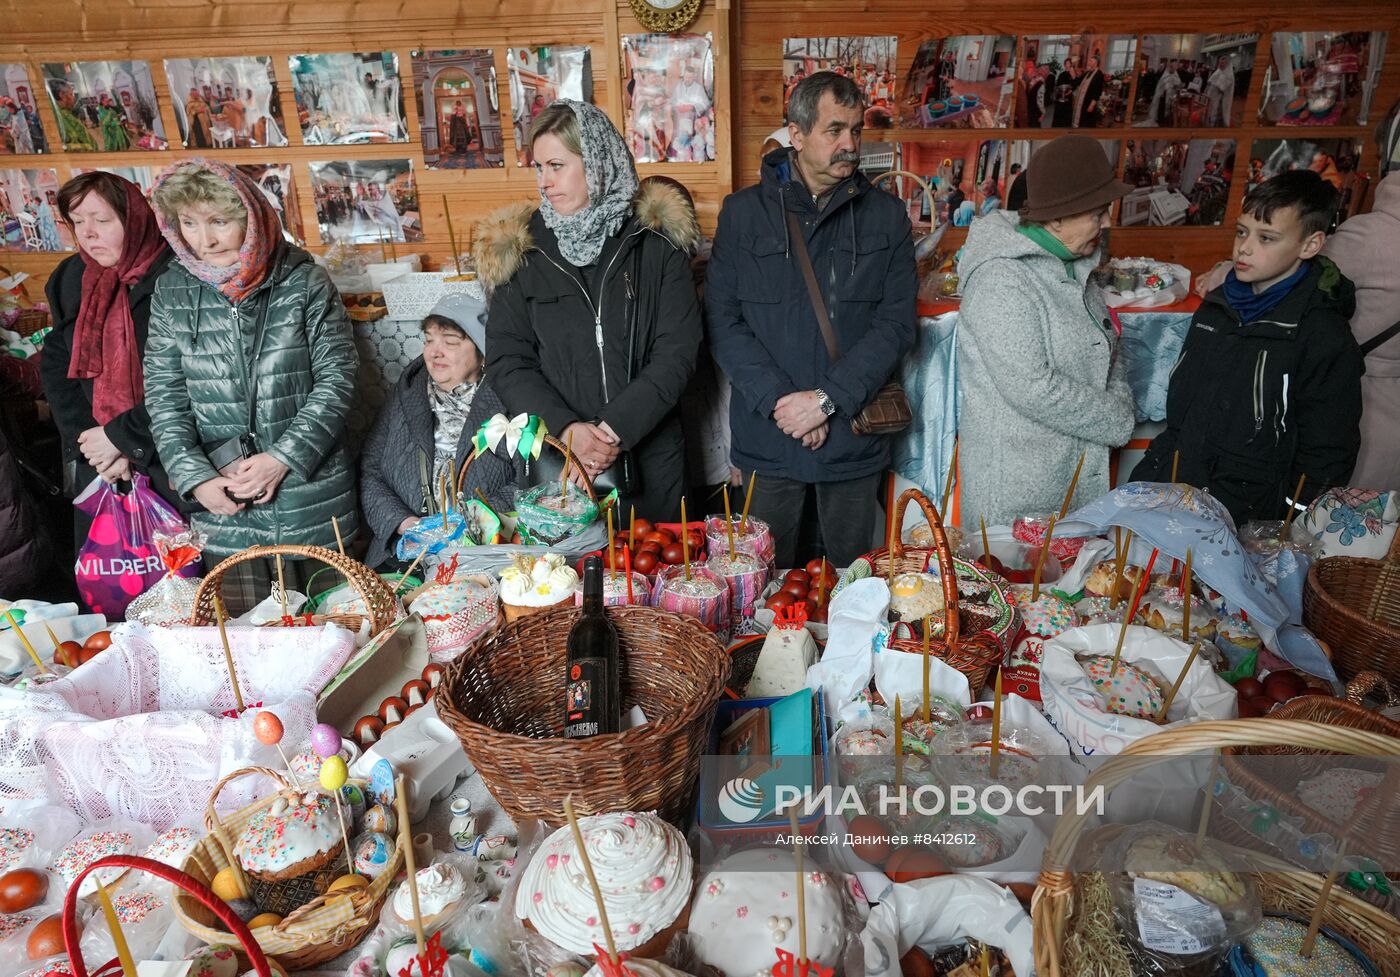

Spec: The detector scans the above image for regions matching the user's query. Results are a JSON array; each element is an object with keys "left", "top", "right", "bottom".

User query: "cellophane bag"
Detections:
[
  {"left": 514, "top": 482, "right": 601, "bottom": 546},
  {"left": 126, "top": 529, "right": 208, "bottom": 627},
  {"left": 73, "top": 474, "right": 200, "bottom": 619}
]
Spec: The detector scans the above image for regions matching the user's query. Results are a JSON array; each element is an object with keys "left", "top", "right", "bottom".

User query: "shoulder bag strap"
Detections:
[
  {"left": 785, "top": 208, "right": 842, "bottom": 363},
  {"left": 1360, "top": 318, "right": 1400, "bottom": 357}
]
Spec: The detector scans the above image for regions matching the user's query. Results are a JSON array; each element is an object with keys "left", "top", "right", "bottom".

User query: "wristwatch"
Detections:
[{"left": 814, "top": 388, "right": 837, "bottom": 417}]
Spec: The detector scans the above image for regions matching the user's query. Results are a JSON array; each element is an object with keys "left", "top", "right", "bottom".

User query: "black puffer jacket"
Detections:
[
  {"left": 0, "top": 357, "right": 47, "bottom": 594},
  {"left": 477, "top": 179, "right": 703, "bottom": 521},
  {"left": 360, "top": 358, "right": 521, "bottom": 568},
  {"left": 40, "top": 250, "right": 187, "bottom": 519},
  {"left": 1133, "top": 257, "right": 1364, "bottom": 523}
]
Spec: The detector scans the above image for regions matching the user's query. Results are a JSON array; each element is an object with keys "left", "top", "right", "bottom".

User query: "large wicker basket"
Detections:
[
  {"left": 190, "top": 544, "right": 401, "bottom": 636},
  {"left": 456, "top": 431, "right": 597, "bottom": 503},
  {"left": 172, "top": 766, "right": 403, "bottom": 970},
  {"left": 1033, "top": 718, "right": 1400, "bottom": 977},
  {"left": 1303, "top": 527, "right": 1400, "bottom": 686},
  {"left": 843, "top": 488, "right": 1011, "bottom": 695},
  {"left": 436, "top": 604, "right": 729, "bottom": 826}
]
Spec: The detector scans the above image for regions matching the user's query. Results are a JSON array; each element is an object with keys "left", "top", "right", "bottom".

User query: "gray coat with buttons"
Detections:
[
  {"left": 144, "top": 245, "right": 359, "bottom": 558},
  {"left": 955, "top": 211, "right": 1136, "bottom": 527}
]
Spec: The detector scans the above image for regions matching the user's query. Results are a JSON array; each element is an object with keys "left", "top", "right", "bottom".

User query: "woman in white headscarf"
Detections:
[{"left": 476, "top": 100, "right": 702, "bottom": 520}]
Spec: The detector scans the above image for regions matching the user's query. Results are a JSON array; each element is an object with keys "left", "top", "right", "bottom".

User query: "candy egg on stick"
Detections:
[
  {"left": 319, "top": 755, "right": 355, "bottom": 878},
  {"left": 311, "top": 722, "right": 343, "bottom": 759},
  {"left": 253, "top": 710, "right": 302, "bottom": 790}
]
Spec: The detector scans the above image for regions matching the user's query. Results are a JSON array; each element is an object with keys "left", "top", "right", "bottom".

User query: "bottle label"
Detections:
[{"left": 565, "top": 657, "right": 612, "bottom": 738}]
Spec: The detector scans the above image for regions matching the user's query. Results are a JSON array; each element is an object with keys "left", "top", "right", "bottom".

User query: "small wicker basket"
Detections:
[
  {"left": 190, "top": 544, "right": 401, "bottom": 636},
  {"left": 436, "top": 604, "right": 729, "bottom": 826},
  {"left": 844, "top": 487, "right": 1012, "bottom": 695},
  {"left": 1303, "top": 528, "right": 1400, "bottom": 686},
  {"left": 1032, "top": 718, "right": 1400, "bottom": 977},
  {"left": 171, "top": 766, "right": 403, "bottom": 970}
]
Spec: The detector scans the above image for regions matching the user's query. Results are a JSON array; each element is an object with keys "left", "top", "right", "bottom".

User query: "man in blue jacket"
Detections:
[{"left": 706, "top": 71, "right": 916, "bottom": 567}]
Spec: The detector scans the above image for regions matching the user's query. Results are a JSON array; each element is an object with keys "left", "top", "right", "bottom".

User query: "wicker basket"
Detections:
[
  {"left": 0, "top": 264, "right": 51, "bottom": 337},
  {"left": 436, "top": 604, "right": 729, "bottom": 827},
  {"left": 65, "top": 853, "right": 284, "bottom": 977},
  {"left": 844, "top": 488, "right": 1011, "bottom": 695},
  {"left": 456, "top": 431, "right": 597, "bottom": 504},
  {"left": 1033, "top": 718, "right": 1400, "bottom": 977},
  {"left": 1217, "top": 673, "right": 1400, "bottom": 871},
  {"left": 172, "top": 766, "right": 403, "bottom": 971},
  {"left": 1303, "top": 527, "right": 1400, "bottom": 686},
  {"left": 190, "top": 544, "right": 401, "bottom": 636}
]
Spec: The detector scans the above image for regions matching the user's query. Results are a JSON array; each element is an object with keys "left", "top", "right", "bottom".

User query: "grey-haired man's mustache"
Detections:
[{"left": 831, "top": 151, "right": 860, "bottom": 164}]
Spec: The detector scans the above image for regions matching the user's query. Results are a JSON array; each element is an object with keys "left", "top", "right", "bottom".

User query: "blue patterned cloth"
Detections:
[{"left": 1116, "top": 309, "right": 1194, "bottom": 422}]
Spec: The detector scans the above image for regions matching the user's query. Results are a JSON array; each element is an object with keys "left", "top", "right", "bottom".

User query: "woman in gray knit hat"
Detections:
[
  {"left": 955, "top": 135, "right": 1137, "bottom": 527},
  {"left": 359, "top": 291, "right": 522, "bottom": 568}
]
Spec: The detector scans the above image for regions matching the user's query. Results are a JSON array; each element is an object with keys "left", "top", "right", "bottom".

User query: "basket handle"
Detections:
[
  {"left": 1347, "top": 670, "right": 1400, "bottom": 706},
  {"left": 63, "top": 854, "right": 273, "bottom": 977},
  {"left": 1386, "top": 523, "right": 1400, "bottom": 564},
  {"left": 204, "top": 765, "right": 290, "bottom": 833},
  {"left": 459, "top": 432, "right": 598, "bottom": 503},
  {"left": 872, "top": 169, "right": 936, "bottom": 216},
  {"left": 189, "top": 544, "right": 399, "bottom": 634},
  {"left": 890, "top": 487, "right": 961, "bottom": 649}
]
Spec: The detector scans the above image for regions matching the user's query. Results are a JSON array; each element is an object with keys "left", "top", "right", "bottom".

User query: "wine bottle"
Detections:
[{"left": 563, "top": 556, "right": 621, "bottom": 739}]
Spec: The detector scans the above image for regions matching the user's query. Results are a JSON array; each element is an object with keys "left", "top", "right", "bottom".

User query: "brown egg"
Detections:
[
  {"left": 0, "top": 868, "right": 48, "bottom": 913},
  {"left": 847, "top": 815, "right": 893, "bottom": 866},
  {"left": 353, "top": 715, "right": 385, "bottom": 748},
  {"left": 27, "top": 913, "right": 71, "bottom": 960},
  {"left": 1233, "top": 677, "right": 1265, "bottom": 699},
  {"left": 899, "top": 946, "right": 937, "bottom": 977},
  {"left": 1263, "top": 669, "right": 1308, "bottom": 703},
  {"left": 884, "top": 847, "right": 950, "bottom": 883},
  {"left": 400, "top": 679, "right": 430, "bottom": 707},
  {"left": 378, "top": 695, "right": 409, "bottom": 724}
]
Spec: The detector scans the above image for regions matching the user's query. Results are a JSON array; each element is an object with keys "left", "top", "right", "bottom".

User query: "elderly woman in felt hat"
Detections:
[
  {"left": 359, "top": 292, "right": 522, "bottom": 569},
  {"left": 955, "top": 135, "right": 1138, "bottom": 527}
]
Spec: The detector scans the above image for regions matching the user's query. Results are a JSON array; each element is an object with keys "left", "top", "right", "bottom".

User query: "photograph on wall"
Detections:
[
  {"left": 1120, "top": 138, "right": 1236, "bottom": 226},
  {"left": 1248, "top": 137, "right": 1369, "bottom": 221},
  {"left": 1259, "top": 31, "right": 1389, "bottom": 127},
  {"left": 783, "top": 36, "right": 898, "bottom": 128},
  {"left": 0, "top": 65, "right": 48, "bottom": 154},
  {"left": 508, "top": 45, "right": 592, "bottom": 166},
  {"left": 0, "top": 167, "right": 73, "bottom": 251},
  {"left": 164, "top": 57, "right": 287, "bottom": 149},
  {"left": 622, "top": 33, "right": 716, "bottom": 163},
  {"left": 289, "top": 52, "right": 408, "bottom": 145},
  {"left": 1007, "top": 138, "right": 1120, "bottom": 215},
  {"left": 237, "top": 163, "right": 305, "bottom": 244},
  {"left": 411, "top": 49, "right": 505, "bottom": 169},
  {"left": 71, "top": 165, "right": 155, "bottom": 199},
  {"left": 308, "top": 158, "right": 421, "bottom": 244},
  {"left": 899, "top": 36, "right": 1016, "bottom": 129},
  {"left": 893, "top": 139, "right": 1009, "bottom": 228},
  {"left": 41, "top": 60, "right": 168, "bottom": 152},
  {"left": 1015, "top": 34, "right": 1137, "bottom": 129},
  {"left": 1133, "top": 34, "right": 1259, "bottom": 128}
]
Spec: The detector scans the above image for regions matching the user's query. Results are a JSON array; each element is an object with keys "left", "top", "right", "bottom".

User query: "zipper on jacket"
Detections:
[
  {"left": 1249, "top": 349, "right": 1266, "bottom": 443},
  {"left": 536, "top": 228, "right": 645, "bottom": 403}
]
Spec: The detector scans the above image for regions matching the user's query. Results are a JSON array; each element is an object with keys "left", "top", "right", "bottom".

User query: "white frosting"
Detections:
[
  {"left": 235, "top": 792, "right": 342, "bottom": 874},
  {"left": 688, "top": 849, "right": 846, "bottom": 977},
  {"left": 392, "top": 862, "right": 467, "bottom": 922},
  {"left": 514, "top": 811, "right": 692, "bottom": 955},
  {"left": 499, "top": 553, "right": 580, "bottom": 607},
  {"left": 584, "top": 961, "right": 696, "bottom": 977}
]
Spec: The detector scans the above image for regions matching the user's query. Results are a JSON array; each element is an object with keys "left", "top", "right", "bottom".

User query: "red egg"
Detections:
[
  {"left": 54, "top": 641, "right": 82, "bottom": 669},
  {"left": 644, "top": 530, "right": 675, "bottom": 547},
  {"left": 1244, "top": 695, "right": 1277, "bottom": 717},
  {"left": 884, "top": 847, "right": 949, "bottom": 883},
  {"left": 0, "top": 869, "right": 48, "bottom": 913},
  {"left": 764, "top": 592, "right": 796, "bottom": 612},
  {"left": 685, "top": 529, "right": 705, "bottom": 552},
  {"left": 800, "top": 597, "right": 819, "bottom": 619},
  {"left": 421, "top": 663, "right": 446, "bottom": 688},
  {"left": 27, "top": 914, "right": 70, "bottom": 960},
  {"left": 379, "top": 696, "right": 409, "bottom": 724},
  {"left": 633, "top": 550, "right": 659, "bottom": 575},
  {"left": 809, "top": 601, "right": 830, "bottom": 624},
  {"left": 1233, "top": 677, "right": 1265, "bottom": 699},
  {"left": 846, "top": 815, "right": 892, "bottom": 865},
  {"left": 631, "top": 518, "right": 654, "bottom": 539},
  {"left": 1263, "top": 670, "right": 1309, "bottom": 703},
  {"left": 77, "top": 645, "right": 103, "bottom": 664},
  {"left": 661, "top": 542, "right": 687, "bottom": 565},
  {"left": 353, "top": 716, "right": 385, "bottom": 748},
  {"left": 252, "top": 711, "right": 284, "bottom": 746},
  {"left": 900, "top": 946, "right": 937, "bottom": 977},
  {"left": 780, "top": 580, "right": 809, "bottom": 599},
  {"left": 784, "top": 569, "right": 811, "bottom": 586},
  {"left": 805, "top": 558, "right": 834, "bottom": 585},
  {"left": 83, "top": 630, "right": 112, "bottom": 651},
  {"left": 400, "top": 679, "right": 430, "bottom": 707}
]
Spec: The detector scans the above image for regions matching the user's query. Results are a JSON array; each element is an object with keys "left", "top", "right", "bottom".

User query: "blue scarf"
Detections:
[{"left": 1222, "top": 261, "right": 1311, "bottom": 323}]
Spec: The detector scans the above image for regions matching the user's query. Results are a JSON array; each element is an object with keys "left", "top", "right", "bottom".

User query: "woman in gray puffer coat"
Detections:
[
  {"left": 957, "top": 136, "right": 1137, "bottom": 527},
  {"left": 145, "top": 159, "right": 357, "bottom": 603}
]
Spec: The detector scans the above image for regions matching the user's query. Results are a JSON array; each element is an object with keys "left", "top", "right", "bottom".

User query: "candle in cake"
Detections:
[
  {"left": 5, "top": 610, "right": 47, "bottom": 674},
  {"left": 681, "top": 497, "right": 691, "bottom": 581},
  {"left": 740, "top": 470, "right": 756, "bottom": 533},
  {"left": 1180, "top": 547, "right": 1193, "bottom": 640},
  {"left": 1155, "top": 641, "right": 1201, "bottom": 723},
  {"left": 990, "top": 667, "right": 1003, "bottom": 780},
  {"left": 723, "top": 485, "right": 736, "bottom": 559},
  {"left": 1059, "top": 449, "right": 1085, "bottom": 519},
  {"left": 96, "top": 878, "right": 137, "bottom": 977},
  {"left": 922, "top": 616, "right": 932, "bottom": 723},
  {"left": 214, "top": 597, "right": 245, "bottom": 712},
  {"left": 940, "top": 439, "right": 959, "bottom": 519},
  {"left": 1031, "top": 514, "right": 1057, "bottom": 601}
]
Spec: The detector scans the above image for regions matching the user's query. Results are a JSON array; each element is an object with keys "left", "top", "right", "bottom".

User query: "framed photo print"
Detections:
[
  {"left": 163, "top": 56, "right": 288, "bottom": 149},
  {"left": 0, "top": 167, "right": 73, "bottom": 251},
  {"left": 0, "top": 65, "right": 48, "bottom": 154},
  {"left": 1016, "top": 34, "right": 1137, "bottom": 129},
  {"left": 783, "top": 35, "right": 897, "bottom": 128},
  {"left": 1133, "top": 34, "right": 1259, "bottom": 128},
  {"left": 308, "top": 158, "right": 422, "bottom": 244},
  {"left": 41, "top": 60, "right": 167, "bottom": 152},
  {"left": 1120, "top": 138, "right": 1236, "bottom": 226},
  {"left": 507, "top": 45, "right": 593, "bottom": 166},
  {"left": 622, "top": 32, "right": 716, "bottom": 163},
  {"left": 289, "top": 52, "right": 409, "bottom": 145},
  {"left": 900, "top": 36, "right": 1016, "bottom": 129},
  {"left": 410, "top": 49, "right": 506, "bottom": 169}
]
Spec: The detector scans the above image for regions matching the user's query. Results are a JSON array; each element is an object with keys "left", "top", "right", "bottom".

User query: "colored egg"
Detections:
[
  {"left": 327, "top": 874, "right": 368, "bottom": 893},
  {"left": 252, "top": 711, "right": 284, "bottom": 746},
  {"left": 247, "top": 912, "right": 282, "bottom": 929},
  {"left": 0, "top": 868, "right": 48, "bottom": 913},
  {"left": 210, "top": 866, "right": 244, "bottom": 902},
  {"left": 26, "top": 914, "right": 70, "bottom": 960},
  {"left": 310, "top": 723, "right": 342, "bottom": 758},
  {"left": 319, "top": 755, "right": 348, "bottom": 791}
]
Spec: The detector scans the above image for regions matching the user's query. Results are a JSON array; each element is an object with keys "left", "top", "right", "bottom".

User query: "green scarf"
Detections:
[{"left": 1017, "top": 222, "right": 1079, "bottom": 281}]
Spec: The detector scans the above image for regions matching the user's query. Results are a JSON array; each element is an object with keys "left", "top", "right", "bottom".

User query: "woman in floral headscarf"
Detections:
[
  {"left": 144, "top": 158, "right": 358, "bottom": 608},
  {"left": 477, "top": 100, "right": 702, "bottom": 520}
]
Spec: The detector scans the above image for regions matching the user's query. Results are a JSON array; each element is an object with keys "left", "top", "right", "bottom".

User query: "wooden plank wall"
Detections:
[
  {"left": 735, "top": 1, "right": 1400, "bottom": 270},
  {"left": 0, "top": 0, "right": 733, "bottom": 290}
]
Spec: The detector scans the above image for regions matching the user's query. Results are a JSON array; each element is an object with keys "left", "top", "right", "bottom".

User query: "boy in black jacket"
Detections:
[{"left": 1133, "top": 170, "right": 1363, "bottom": 523}]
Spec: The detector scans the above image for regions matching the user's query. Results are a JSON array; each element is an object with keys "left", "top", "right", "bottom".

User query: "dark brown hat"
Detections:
[{"left": 1020, "top": 134, "right": 1133, "bottom": 222}]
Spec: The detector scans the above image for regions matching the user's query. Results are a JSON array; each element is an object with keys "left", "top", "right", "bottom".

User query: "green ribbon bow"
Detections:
[{"left": 473, "top": 413, "right": 547, "bottom": 461}]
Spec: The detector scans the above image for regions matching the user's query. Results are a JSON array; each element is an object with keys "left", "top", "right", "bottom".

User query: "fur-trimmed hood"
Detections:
[{"left": 474, "top": 178, "right": 700, "bottom": 291}]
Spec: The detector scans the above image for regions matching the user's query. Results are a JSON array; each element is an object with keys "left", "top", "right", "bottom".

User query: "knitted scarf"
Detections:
[
  {"left": 538, "top": 100, "right": 639, "bottom": 267},
  {"left": 152, "top": 157, "right": 282, "bottom": 303},
  {"left": 67, "top": 176, "right": 170, "bottom": 425}
]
